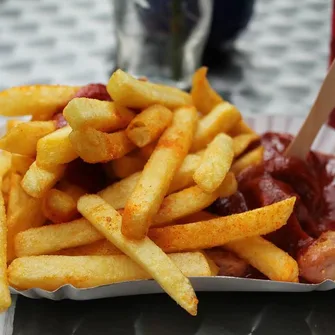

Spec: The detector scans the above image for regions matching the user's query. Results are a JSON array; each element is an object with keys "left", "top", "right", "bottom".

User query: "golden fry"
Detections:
[
  {"left": 10, "top": 154, "right": 34, "bottom": 175},
  {"left": 225, "top": 236, "right": 299, "bottom": 282},
  {"left": 191, "top": 102, "right": 241, "bottom": 152},
  {"left": 78, "top": 194, "right": 198, "bottom": 316},
  {"left": 193, "top": 133, "right": 234, "bottom": 193},
  {"left": 122, "top": 106, "right": 198, "bottom": 240},
  {"left": 6, "top": 119, "right": 24, "bottom": 132},
  {"left": 138, "top": 142, "right": 157, "bottom": 160},
  {"left": 63, "top": 98, "right": 135, "bottom": 132},
  {"left": 108, "top": 153, "right": 146, "bottom": 179},
  {"left": 126, "top": 104, "right": 173, "bottom": 147},
  {"left": 0, "top": 85, "right": 79, "bottom": 119},
  {"left": 57, "top": 180, "right": 86, "bottom": 202},
  {"left": 0, "top": 152, "right": 12, "bottom": 178},
  {"left": 232, "top": 133, "right": 260, "bottom": 157},
  {"left": 107, "top": 69, "right": 192, "bottom": 109},
  {"left": 0, "top": 121, "right": 56, "bottom": 157},
  {"left": 8, "top": 252, "right": 213, "bottom": 291},
  {"left": 21, "top": 162, "right": 66, "bottom": 198},
  {"left": 148, "top": 198, "right": 296, "bottom": 253},
  {"left": 191, "top": 67, "right": 223, "bottom": 115},
  {"left": 153, "top": 172, "right": 237, "bottom": 226},
  {"left": 176, "top": 211, "right": 217, "bottom": 225},
  {"left": 229, "top": 120, "right": 256, "bottom": 136},
  {"left": 69, "top": 128, "right": 135, "bottom": 163},
  {"left": 36, "top": 126, "right": 78, "bottom": 168},
  {"left": 231, "top": 146, "right": 264, "bottom": 176}
]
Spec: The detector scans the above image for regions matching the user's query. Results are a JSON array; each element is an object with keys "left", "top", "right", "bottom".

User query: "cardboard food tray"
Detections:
[{"left": 6, "top": 114, "right": 335, "bottom": 299}]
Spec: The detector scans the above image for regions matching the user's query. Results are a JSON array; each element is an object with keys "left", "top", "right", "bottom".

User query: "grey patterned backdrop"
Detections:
[{"left": 0, "top": 0, "right": 332, "bottom": 117}]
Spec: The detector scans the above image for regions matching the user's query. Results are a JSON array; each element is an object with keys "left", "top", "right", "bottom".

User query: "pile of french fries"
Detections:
[{"left": 0, "top": 67, "right": 298, "bottom": 315}]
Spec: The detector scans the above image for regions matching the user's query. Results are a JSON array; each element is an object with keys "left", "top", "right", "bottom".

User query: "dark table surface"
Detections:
[{"left": 0, "top": 0, "right": 334, "bottom": 334}]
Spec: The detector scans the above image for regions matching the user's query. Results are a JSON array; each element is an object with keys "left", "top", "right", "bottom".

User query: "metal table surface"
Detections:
[{"left": 0, "top": 0, "right": 333, "bottom": 334}]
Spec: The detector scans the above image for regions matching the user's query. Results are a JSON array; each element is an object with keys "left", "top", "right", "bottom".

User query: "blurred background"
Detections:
[{"left": 0, "top": 0, "right": 331, "bottom": 116}]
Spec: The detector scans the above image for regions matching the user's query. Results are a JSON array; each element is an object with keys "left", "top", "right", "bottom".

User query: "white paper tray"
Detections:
[{"left": 7, "top": 114, "right": 335, "bottom": 299}]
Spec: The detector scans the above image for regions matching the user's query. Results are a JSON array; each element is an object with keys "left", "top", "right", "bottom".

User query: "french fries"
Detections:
[
  {"left": 36, "top": 126, "right": 78, "bottom": 168},
  {"left": 191, "top": 67, "right": 223, "bottom": 115},
  {"left": 225, "top": 236, "right": 299, "bottom": 282},
  {"left": 8, "top": 252, "right": 213, "bottom": 291},
  {"left": 6, "top": 119, "right": 24, "bottom": 132},
  {"left": 10, "top": 154, "right": 34, "bottom": 175},
  {"left": 7, "top": 174, "right": 45, "bottom": 261},
  {"left": 21, "top": 162, "right": 66, "bottom": 198},
  {"left": 0, "top": 177, "right": 11, "bottom": 311},
  {"left": 191, "top": 102, "right": 241, "bottom": 152},
  {"left": 42, "top": 189, "right": 78, "bottom": 224},
  {"left": 78, "top": 195, "right": 198, "bottom": 316},
  {"left": 232, "top": 133, "right": 260, "bottom": 157},
  {"left": 122, "top": 106, "right": 198, "bottom": 240},
  {"left": 153, "top": 172, "right": 237, "bottom": 226},
  {"left": 69, "top": 128, "right": 136, "bottom": 163},
  {"left": 126, "top": 105, "right": 173, "bottom": 147},
  {"left": 193, "top": 133, "right": 234, "bottom": 193},
  {"left": 231, "top": 146, "right": 264, "bottom": 176},
  {"left": 0, "top": 121, "right": 56, "bottom": 157},
  {"left": 148, "top": 198, "right": 296, "bottom": 253},
  {"left": 108, "top": 152, "right": 146, "bottom": 179},
  {"left": 107, "top": 69, "right": 192, "bottom": 109},
  {"left": 63, "top": 98, "right": 135, "bottom": 132}
]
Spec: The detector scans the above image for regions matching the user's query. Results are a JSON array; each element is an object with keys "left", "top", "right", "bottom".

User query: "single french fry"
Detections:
[
  {"left": 0, "top": 121, "right": 56, "bottom": 157},
  {"left": 42, "top": 189, "right": 78, "bottom": 224},
  {"left": 63, "top": 98, "right": 135, "bottom": 132},
  {"left": 69, "top": 128, "right": 136, "bottom": 163},
  {"left": 7, "top": 174, "right": 45, "bottom": 261},
  {"left": 21, "top": 161, "right": 66, "bottom": 198},
  {"left": 229, "top": 120, "right": 256, "bottom": 136},
  {"left": 225, "top": 236, "right": 299, "bottom": 282},
  {"left": 8, "top": 252, "right": 213, "bottom": 291},
  {"left": 108, "top": 152, "right": 146, "bottom": 179},
  {"left": 0, "top": 152, "right": 12, "bottom": 178},
  {"left": 232, "top": 133, "right": 260, "bottom": 157},
  {"left": 126, "top": 104, "right": 173, "bottom": 147},
  {"left": 36, "top": 125, "right": 78, "bottom": 168},
  {"left": 10, "top": 154, "right": 34, "bottom": 175},
  {"left": 78, "top": 194, "right": 198, "bottom": 316},
  {"left": 56, "top": 239, "right": 122, "bottom": 256},
  {"left": 122, "top": 106, "right": 198, "bottom": 240},
  {"left": 14, "top": 218, "right": 100, "bottom": 257},
  {"left": 0, "top": 85, "right": 79, "bottom": 119},
  {"left": 153, "top": 172, "right": 237, "bottom": 226},
  {"left": 107, "top": 69, "right": 192, "bottom": 109},
  {"left": 193, "top": 133, "right": 234, "bottom": 193},
  {"left": 0, "top": 178, "right": 11, "bottom": 311},
  {"left": 191, "top": 67, "right": 223, "bottom": 115},
  {"left": 6, "top": 119, "right": 24, "bottom": 132},
  {"left": 148, "top": 198, "right": 296, "bottom": 253},
  {"left": 191, "top": 102, "right": 241, "bottom": 152},
  {"left": 231, "top": 146, "right": 264, "bottom": 176}
]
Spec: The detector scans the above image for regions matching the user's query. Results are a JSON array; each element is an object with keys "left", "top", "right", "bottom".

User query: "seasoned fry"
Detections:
[
  {"left": 63, "top": 98, "right": 135, "bottom": 132},
  {"left": 42, "top": 189, "right": 78, "bottom": 224},
  {"left": 153, "top": 172, "right": 237, "bottom": 226},
  {"left": 107, "top": 69, "right": 192, "bottom": 109},
  {"left": 191, "top": 67, "right": 223, "bottom": 115},
  {"left": 0, "top": 121, "right": 56, "bottom": 157},
  {"left": 10, "top": 154, "right": 34, "bottom": 175},
  {"left": 21, "top": 162, "right": 66, "bottom": 198},
  {"left": 15, "top": 218, "right": 100, "bottom": 257},
  {"left": 78, "top": 195, "right": 198, "bottom": 316},
  {"left": 0, "top": 178, "right": 11, "bottom": 311},
  {"left": 36, "top": 126, "right": 78, "bottom": 168},
  {"left": 9, "top": 252, "right": 213, "bottom": 291},
  {"left": 126, "top": 105, "right": 173, "bottom": 147},
  {"left": 122, "top": 106, "right": 198, "bottom": 240},
  {"left": 108, "top": 153, "right": 146, "bottom": 179},
  {"left": 0, "top": 85, "right": 79, "bottom": 119},
  {"left": 7, "top": 174, "right": 45, "bottom": 261},
  {"left": 69, "top": 128, "right": 136, "bottom": 163},
  {"left": 225, "top": 236, "right": 299, "bottom": 282},
  {"left": 6, "top": 119, "right": 24, "bottom": 132},
  {"left": 232, "top": 133, "right": 260, "bottom": 157},
  {"left": 231, "top": 146, "right": 264, "bottom": 176},
  {"left": 193, "top": 133, "right": 234, "bottom": 193},
  {"left": 57, "top": 239, "right": 122, "bottom": 256},
  {"left": 191, "top": 102, "right": 241, "bottom": 152},
  {"left": 148, "top": 198, "right": 296, "bottom": 253},
  {"left": 229, "top": 120, "right": 256, "bottom": 136}
]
